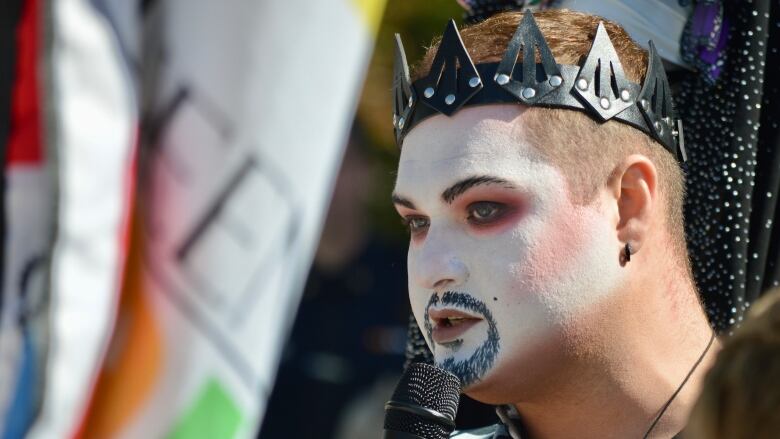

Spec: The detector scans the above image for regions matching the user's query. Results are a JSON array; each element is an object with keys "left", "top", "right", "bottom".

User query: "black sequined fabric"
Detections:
[
  {"left": 404, "top": 312, "right": 434, "bottom": 368},
  {"left": 679, "top": 0, "right": 780, "bottom": 333}
]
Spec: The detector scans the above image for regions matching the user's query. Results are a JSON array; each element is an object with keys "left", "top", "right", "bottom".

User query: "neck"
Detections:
[{"left": 512, "top": 247, "right": 720, "bottom": 439}]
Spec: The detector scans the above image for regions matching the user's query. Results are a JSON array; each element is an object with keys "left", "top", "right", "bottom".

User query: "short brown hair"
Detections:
[
  {"left": 685, "top": 288, "right": 780, "bottom": 439},
  {"left": 412, "top": 10, "right": 687, "bottom": 257}
]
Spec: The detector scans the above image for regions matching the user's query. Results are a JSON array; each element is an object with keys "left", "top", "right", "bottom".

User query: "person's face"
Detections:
[{"left": 393, "top": 105, "right": 626, "bottom": 399}]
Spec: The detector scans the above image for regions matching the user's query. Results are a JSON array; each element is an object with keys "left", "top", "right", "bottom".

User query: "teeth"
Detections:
[{"left": 446, "top": 317, "right": 465, "bottom": 325}]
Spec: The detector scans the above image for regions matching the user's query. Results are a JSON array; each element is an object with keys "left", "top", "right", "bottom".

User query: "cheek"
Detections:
[
  {"left": 407, "top": 249, "right": 433, "bottom": 340},
  {"left": 407, "top": 251, "right": 422, "bottom": 304},
  {"left": 513, "top": 204, "right": 604, "bottom": 290}
]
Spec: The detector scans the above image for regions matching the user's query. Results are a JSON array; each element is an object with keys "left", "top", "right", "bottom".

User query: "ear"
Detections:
[{"left": 607, "top": 154, "right": 658, "bottom": 256}]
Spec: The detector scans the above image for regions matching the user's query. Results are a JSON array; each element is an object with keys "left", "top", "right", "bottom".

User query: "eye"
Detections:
[
  {"left": 467, "top": 202, "right": 505, "bottom": 224},
  {"left": 402, "top": 216, "right": 430, "bottom": 235}
]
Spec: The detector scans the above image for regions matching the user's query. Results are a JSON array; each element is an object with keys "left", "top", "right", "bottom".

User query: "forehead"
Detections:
[{"left": 395, "top": 105, "right": 552, "bottom": 195}]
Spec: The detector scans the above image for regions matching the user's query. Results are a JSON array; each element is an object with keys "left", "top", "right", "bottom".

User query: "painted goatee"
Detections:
[{"left": 424, "top": 291, "right": 500, "bottom": 387}]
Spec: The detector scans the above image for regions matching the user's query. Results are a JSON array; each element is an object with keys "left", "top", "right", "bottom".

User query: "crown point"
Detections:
[
  {"left": 495, "top": 9, "right": 561, "bottom": 103},
  {"left": 416, "top": 17, "right": 480, "bottom": 116},
  {"left": 444, "top": 19, "right": 460, "bottom": 35},
  {"left": 676, "top": 120, "right": 687, "bottom": 162},
  {"left": 573, "top": 19, "right": 634, "bottom": 121},
  {"left": 496, "top": 74, "right": 511, "bottom": 85},
  {"left": 392, "top": 32, "right": 414, "bottom": 146},
  {"left": 636, "top": 38, "right": 678, "bottom": 155}
]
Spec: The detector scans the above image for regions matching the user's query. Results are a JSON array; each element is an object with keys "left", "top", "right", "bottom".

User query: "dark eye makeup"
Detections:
[
  {"left": 396, "top": 184, "right": 526, "bottom": 239},
  {"left": 466, "top": 201, "right": 506, "bottom": 225},
  {"left": 401, "top": 216, "right": 430, "bottom": 235}
]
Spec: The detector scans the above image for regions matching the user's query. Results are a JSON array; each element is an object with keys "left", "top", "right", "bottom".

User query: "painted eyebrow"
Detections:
[
  {"left": 441, "top": 175, "right": 515, "bottom": 204},
  {"left": 392, "top": 175, "right": 514, "bottom": 210},
  {"left": 391, "top": 194, "right": 417, "bottom": 210}
]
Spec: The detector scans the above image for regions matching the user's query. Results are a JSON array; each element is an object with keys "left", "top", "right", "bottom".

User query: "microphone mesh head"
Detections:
[{"left": 384, "top": 363, "right": 461, "bottom": 438}]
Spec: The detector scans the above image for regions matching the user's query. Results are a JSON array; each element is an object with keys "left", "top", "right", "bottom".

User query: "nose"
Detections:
[{"left": 410, "top": 227, "right": 469, "bottom": 291}]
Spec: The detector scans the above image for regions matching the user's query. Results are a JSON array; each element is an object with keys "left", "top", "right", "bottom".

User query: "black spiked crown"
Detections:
[{"left": 392, "top": 12, "right": 686, "bottom": 162}]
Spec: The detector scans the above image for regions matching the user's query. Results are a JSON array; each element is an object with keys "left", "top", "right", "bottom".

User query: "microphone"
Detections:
[{"left": 383, "top": 363, "right": 461, "bottom": 439}]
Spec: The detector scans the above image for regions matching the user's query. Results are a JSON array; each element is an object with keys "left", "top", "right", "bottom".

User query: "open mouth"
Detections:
[{"left": 428, "top": 308, "right": 483, "bottom": 345}]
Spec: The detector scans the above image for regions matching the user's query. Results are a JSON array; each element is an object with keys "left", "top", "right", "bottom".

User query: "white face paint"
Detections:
[{"left": 393, "top": 105, "right": 626, "bottom": 398}]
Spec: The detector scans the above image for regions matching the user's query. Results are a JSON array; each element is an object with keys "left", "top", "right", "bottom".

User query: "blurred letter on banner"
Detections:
[{"left": 77, "top": 1, "right": 386, "bottom": 438}]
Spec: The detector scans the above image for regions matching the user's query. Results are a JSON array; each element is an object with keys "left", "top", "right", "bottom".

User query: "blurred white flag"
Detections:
[
  {"left": 25, "top": 0, "right": 137, "bottom": 437},
  {"left": 25, "top": 0, "right": 386, "bottom": 438}
]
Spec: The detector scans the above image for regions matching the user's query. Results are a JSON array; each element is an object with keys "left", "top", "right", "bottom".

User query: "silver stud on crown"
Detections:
[
  {"left": 469, "top": 77, "right": 481, "bottom": 88},
  {"left": 600, "top": 97, "right": 611, "bottom": 109},
  {"left": 577, "top": 78, "right": 588, "bottom": 90},
  {"left": 522, "top": 87, "right": 537, "bottom": 99},
  {"left": 445, "top": 94, "right": 456, "bottom": 105},
  {"left": 495, "top": 73, "right": 511, "bottom": 85},
  {"left": 549, "top": 75, "right": 563, "bottom": 87},
  {"left": 620, "top": 89, "right": 631, "bottom": 101},
  {"left": 424, "top": 87, "right": 435, "bottom": 98}
]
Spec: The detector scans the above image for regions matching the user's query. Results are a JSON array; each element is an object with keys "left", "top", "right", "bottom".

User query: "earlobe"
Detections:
[{"left": 612, "top": 155, "right": 658, "bottom": 257}]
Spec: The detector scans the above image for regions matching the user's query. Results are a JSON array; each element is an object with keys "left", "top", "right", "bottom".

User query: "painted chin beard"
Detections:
[{"left": 424, "top": 291, "right": 500, "bottom": 387}]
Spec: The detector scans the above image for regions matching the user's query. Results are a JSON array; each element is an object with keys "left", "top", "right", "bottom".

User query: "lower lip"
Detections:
[{"left": 432, "top": 319, "right": 482, "bottom": 344}]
